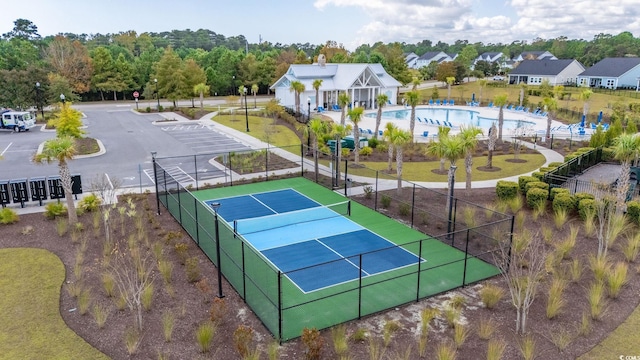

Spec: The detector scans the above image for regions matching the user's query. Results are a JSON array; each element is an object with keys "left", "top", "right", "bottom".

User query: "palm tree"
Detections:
[
  {"left": 251, "top": 84, "right": 259, "bottom": 108},
  {"left": 580, "top": 89, "right": 593, "bottom": 117},
  {"left": 477, "top": 79, "right": 488, "bottom": 105},
  {"left": 459, "top": 126, "right": 483, "bottom": 189},
  {"left": 312, "top": 79, "right": 323, "bottom": 110},
  {"left": 487, "top": 122, "right": 498, "bottom": 169},
  {"left": 542, "top": 97, "right": 558, "bottom": 140},
  {"left": 404, "top": 90, "right": 420, "bottom": 142},
  {"left": 309, "top": 118, "right": 326, "bottom": 181},
  {"left": 440, "top": 134, "right": 467, "bottom": 225},
  {"left": 389, "top": 128, "right": 412, "bottom": 193},
  {"left": 338, "top": 92, "right": 350, "bottom": 126},
  {"left": 493, "top": 93, "right": 508, "bottom": 140},
  {"left": 411, "top": 77, "right": 421, "bottom": 90},
  {"left": 289, "top": 80, "right": 305, "bottom": 114},
  {"left": 331, "top": 123, "right": 352, "bottom": 186},
  {"left": 383, "top": 122, "right": 397, "bottom": 172},
  {"left": 34, "top": 136, "right": 78, "bottom": 225},
  {"left": 519, "top": 83, "right": 527, "bottom": 107},
  {"left": 374, "top": 93, "right": 389, "bottom": 139},
  {"left": 446, "top": 77, "right": 456, "bottom": 101},
  {"left": 348, "top": 107, "right": 364, "bottom": 165},
  {"left": 427, "top": 126, "right": 451, "bottom": 172},
  {"left": 193, "top": 83, "right": 210, "bottom": 110},
  {"left": 613, "top": 133, "right": 640, "bottom": 212}
]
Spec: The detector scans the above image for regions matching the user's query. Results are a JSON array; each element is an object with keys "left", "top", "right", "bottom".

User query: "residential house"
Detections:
[
  {"left": 577, "top": 57, "right": 640, "bottom": 89},
  {"left": 405, "top": 52, "right": 419, "bottom": 69},
  {"left": 508, "top": 59, "right": 585, "bottom": 86},
  {"left": 513, "top": 51, "right": 557, "bottom": 62},
  {"left": 270, "top": 58, "right": 402, "bottom": 111},
  {"left": 474, "top": 52, "right": 503, "bottom": 64},
  {"left": 414, "top": 51, "right": 452, "bottom": 69}
]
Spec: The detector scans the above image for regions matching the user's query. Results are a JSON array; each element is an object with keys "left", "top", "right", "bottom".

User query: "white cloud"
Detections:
[{"left": 315, "top": 0, "right": 640, "bottom": 49}]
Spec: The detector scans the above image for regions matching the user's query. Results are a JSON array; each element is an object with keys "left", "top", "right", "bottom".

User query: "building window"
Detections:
[{"left": 607, "top": 79, "right": 615, "bottom": 88}]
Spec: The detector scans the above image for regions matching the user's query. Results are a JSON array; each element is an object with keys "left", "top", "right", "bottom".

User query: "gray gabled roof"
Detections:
[
  {"left": 579, "top": 57, "right": 640, "bottom": 77},
  {"left": 510, "top": 59, "right": 583, "bottom": 76},
  {"left": 269, "top": 63, "right": 401, "bottom": 90},
  {"left": 418, "top": 51, "right": 444, "bottom": 61}
]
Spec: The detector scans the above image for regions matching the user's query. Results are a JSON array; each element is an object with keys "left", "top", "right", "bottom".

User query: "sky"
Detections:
[{"left": 3, "top": 0, "right": 640, "bottom": 51}]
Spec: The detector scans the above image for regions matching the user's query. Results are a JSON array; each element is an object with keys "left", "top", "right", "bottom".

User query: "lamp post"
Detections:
[
  {"left": 35, "top": 82, "right": 44, "bottom": 121},
  {"left": 243, "top": 87, "right": 249, "bottom": 132},
  {"left": 154, "top": 78, "right": 160, "bottom": 110},
  {"left": 60, "top": 93, "right": 65, "bottom": 104},
  {"left": 232, "top": 75, "right": 235, "bottom": 96},
  {"left": 307, "top": 97, "right": 311, "bottom": 155},
  {"left": 210, "top": 202, "right": 224, "bottom": 298},
  {"left": 151, "top": 151, "right": 160, "bottom": 215}
]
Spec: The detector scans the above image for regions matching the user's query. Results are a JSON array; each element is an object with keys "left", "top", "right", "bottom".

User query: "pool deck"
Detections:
[{"left": 322, "top": 104, "right": 592, "bottom": 142}]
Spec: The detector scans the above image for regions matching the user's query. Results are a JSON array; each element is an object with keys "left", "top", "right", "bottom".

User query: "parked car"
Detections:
[{"left": 492, "top": 75, "right": 505, "bottom": 81}]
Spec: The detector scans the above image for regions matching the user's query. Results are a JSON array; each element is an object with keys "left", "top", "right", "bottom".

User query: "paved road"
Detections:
[{"left": 0, "top": 106, "right": 250, "bottom": 192}]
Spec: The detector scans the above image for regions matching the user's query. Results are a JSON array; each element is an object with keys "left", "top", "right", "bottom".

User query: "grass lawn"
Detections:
[
  {"left": 578, "top": 302, "right": 640, "bottom": 359},
  {"left": 211, "top": 114, "right": 301, "bottom": 148},
  {"left": 318, "top": 153, "right": 545, "bottom": 182},
  {"left": 0, "top": 248, "right": 107, "bottom": 360}
]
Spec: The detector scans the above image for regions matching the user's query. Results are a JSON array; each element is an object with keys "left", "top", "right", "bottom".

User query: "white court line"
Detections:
[{"left": 1, "top": 142, "right": 12, "bottom": 156}]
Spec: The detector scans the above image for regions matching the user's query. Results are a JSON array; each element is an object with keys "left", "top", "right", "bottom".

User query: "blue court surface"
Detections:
[{"left": 206, "top": 189, "right": 424, "bottom": 292}]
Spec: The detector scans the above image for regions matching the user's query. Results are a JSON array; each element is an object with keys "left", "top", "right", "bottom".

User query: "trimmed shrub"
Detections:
[
  {"left": 518, "top": 176, "right": 539, "bottom": 194},
  {"left": 626, "top": 200, "right": 640, "bottom": 226},
  {"left": 578, "top": 199, "right": 596, "bottom": 220},
  {"left": 79, "top": 194, "right": 102, "bottom": 213},
  {"left": 601, "top": 147, "right": 615, "bottom": 161},
  {"left": 574, "top": 192, "right": 595, "bottom": 204},
  {"left": 526, "top": 188, "right": 548, "bottom": 210},
  {"left": 564, "top": 154, "right": 578, "bottom": 162},
  {"left": 0, "top": 208, "right": 19, "bottom": 224},
  {"left": 539, "top": 167, "right": 553, "bottom": 173},
  {"left": 532, "top": 171, "right": 545, "bottom": 181},
  {"left": 525, "top": 181, "right": 549, "bottom": 193},
  {"left": 553, "top": 193, "right": 576, "bottom": 213},
  {"left": 548, "top": 162, "right": 563, "bottom": 168},
  {"left": 367, "top": 138, "right": 379, "bottom": 148},
  {"left": 44, "top": 202, "right": 67, "bottom": 220},
  {"left": 359, "top": 146, "right": 373, "bottom": 156},
  {"left": 550, "top": 187, "right": 570, "bottom": 201},
  {"left": 496, "top": 181, "right": 518, "bottom": 201}
]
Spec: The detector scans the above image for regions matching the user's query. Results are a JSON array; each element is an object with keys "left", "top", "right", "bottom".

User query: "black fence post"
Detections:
[
  {"left": 277, "top": 272, "right": 283, "bottom": 343},
  {"left": 358, "top": 254, "right": 363, "bottom": 319},
  {"left": 344, "top": 159, "right": 349, "bottom": 197},
  {"left": 462, "top": 229, "right": 470, "bottom": 286},
  {"left": 194, "top": 154, "right": 199, "bottom": 191},
  {"left": 416, "top": 240, "right": 423, "bottom": 302},
  {"left": 374, "top": 171, "right": 379, "bottom": 212},
  {"left": 300, "top": 144, "right": 304, "bottom": 177}
]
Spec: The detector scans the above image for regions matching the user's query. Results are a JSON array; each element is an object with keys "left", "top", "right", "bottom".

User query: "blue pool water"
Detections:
[{"left": 367, "top": 108, "right": 535, "bottom": 130}]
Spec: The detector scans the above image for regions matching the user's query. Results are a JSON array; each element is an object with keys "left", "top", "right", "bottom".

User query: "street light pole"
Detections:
[
  {"left": 244, "top": 87, "right": 249, "bottom": 132},
  {"left": 151, "top": 151, "right": 160, "bottom": 215},
  {"left": 60, "top": 93, "right": 65, "bottom": 104},
  {"left": 35, "top": 82, "right": 44, "bottom": 121},
  {"left": 307, "top": 97, "right": 311, "bottom": 155},
  {"left": 210, "top": 202, "right": 224, "bottom": 298},
  {"left": 154, "top": 78, "right": 160, "bottom": 110}
]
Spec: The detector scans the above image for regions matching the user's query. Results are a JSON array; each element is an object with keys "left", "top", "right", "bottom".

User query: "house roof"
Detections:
[
  {"left": 269, "top": 63, "right": 401, "bottom": 90},
  {"left": 480, "top": 52, "right": 502, "bottom": 57},
  {"left": 579, "top": 57, "right": 640, "bottom": 77},
  {"left": 509, "top": 59, "right": 583, "bottom": 76},
  {"left": 418, "top": 51, "right": 445, "bottom": 61}
]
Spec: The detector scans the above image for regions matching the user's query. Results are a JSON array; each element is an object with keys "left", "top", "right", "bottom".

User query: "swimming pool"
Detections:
[{"left": 366, "top": 108, "right": 535, "bottom": 130}]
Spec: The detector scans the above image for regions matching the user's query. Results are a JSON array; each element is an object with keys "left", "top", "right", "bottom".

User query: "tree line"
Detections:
[{"left": 2, "top": 18, "right": 640, "bottom": 110}]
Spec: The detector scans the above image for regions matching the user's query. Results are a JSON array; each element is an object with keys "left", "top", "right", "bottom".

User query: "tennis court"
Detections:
[{"left": 205, "top": 189, "right": 423, "bottom": 292}]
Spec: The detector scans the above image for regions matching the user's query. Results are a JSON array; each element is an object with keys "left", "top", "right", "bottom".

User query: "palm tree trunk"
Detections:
[
  {"left": 498, "top": 107, "right": 504, "bottom": 140},
  {"left": 199, "top": 92, "right": 204, "bottom": 109},
  {"left": 374, "top": 108, "right": 382, "bottom": 139},
  {"left": 396, "top": 147, "right": 403, "bottom": 193},
  {"left": 387, "top": 146, "right": 393, "bottom": 172},
  {"left": 59, "top": 161, "right": 78, "bottom": 225},
  {"left": 354, "top": 127, "right": 360, "bottom": 165},
  {"left": 465, "top": 154, "right": 472, "bottom": 190}
]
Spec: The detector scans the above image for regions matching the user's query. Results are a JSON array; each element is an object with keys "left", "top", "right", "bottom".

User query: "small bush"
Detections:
[
  {"left": 607, "top": 262, "right": 628, "bottom": 299},
  {"left": 553, "top": 193, "right": 576, "bottom": 213},
  {"left": 479, "top": 284, "right": 504, "bottom": 309},
  {"left": 518, "top": 176, "right": 539, "bottom": 193},
  {"left": 92, "top": 304, "right": 108, "bottom": 329},
  {"left": 495, "top": 180, "right": 518, "bottom": 201},
  {"left": 525, "top": 181, "right": 549, "bottom": 193},
  {"left": 548, "top": 162, "right": 563, "bottom": 168},
  {"left": 174, "top": 243, "right": 189, "bottom": 264},
  {"left": 531, "top": 171, "right": 545, "bottom": 180},
  {"left": 477, "top": 316, "right": 497, "bottom": 340},
  {"left": 526, "top": 187, "right": 548, "bottom": 210},
  {"left": 550, "top": 187, "right": 570, "bottom": 201},
  {"left": 185, "top": 257, "right": 201, "bottom": 283},
  {"left": 301, "top": 327, "right": 324, "bottom": 360},
  {"left": 0, "top": 208, "right": 19, "bottom": 224},
  {"left": 368, "top": 137, "right": 379, "bottom": 148},
  {"left": 578, "top": 198, "right": 596, "bottom": 221},
  {"left": 626, "top": 200, "right": 640, "bottom": 226},
  {"left": 360, "top": 146, "right": 373, "bottom": 156},
  {"left": 162, "top": 311, "right": 175, "bottom": 342},
  {"left": 398, "top": 203, "right": 410, "bottom": 216},
  {"left": 195, "top": 322, "right": 217, "bottom": 353},
  {"left": 210, "top": 297, "right": 227, "bottom": 324},
  {"left": 487, "top": 338, "right": 506, "bottom": 360},
  {"left": 44, "top": 202, "right": 67, "bottom": 220},
  {"left": 233, "top": 325, "right": 255, "bottom": 358},
  {"left": 380, "top": 194, "right": 391, "bottom": 208},
  {"left": 141, "top": 284, "right": 154, "bottom": 311},
  {"left": 363, "top": 185, "right": 373, "bottom": 199},
  {"left": 78, "top": 194, "right": 101, "bottom": 212}
]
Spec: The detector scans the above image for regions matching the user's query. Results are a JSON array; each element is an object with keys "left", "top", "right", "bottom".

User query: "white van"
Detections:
[{"left": 1, "top": 111, "right": 36, "bottom": 132}]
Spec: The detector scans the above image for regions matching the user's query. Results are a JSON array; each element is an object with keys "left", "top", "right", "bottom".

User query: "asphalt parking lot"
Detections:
[{"left": 0, "top": 106, "right": 251, "bottom": 196}]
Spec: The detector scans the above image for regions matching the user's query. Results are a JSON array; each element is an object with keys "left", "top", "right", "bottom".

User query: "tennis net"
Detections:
[{"left": 234, "top": 201, "right": 351, "bottom": 235}]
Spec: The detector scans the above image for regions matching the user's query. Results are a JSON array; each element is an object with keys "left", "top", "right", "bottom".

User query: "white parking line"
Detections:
[{"left": 1, "top": 142, "right": 12, "bottom": 156}]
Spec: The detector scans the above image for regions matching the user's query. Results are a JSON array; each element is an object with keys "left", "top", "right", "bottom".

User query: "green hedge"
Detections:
[
  {"left": 564, "top": 154, "right": 578, "bottom": 162},
  {"left": 627, "top": 200, "right": 640, "bottom": 226},
  {"left": 548, "top": 162, "right": 563, "bottom": 168},
  {"left": 525, "top": 181, "right": 549, "bottom": 193},
  {"left": 578, "top": 198, "right": 596, "bottom": 220},
  {"left": 602, "top": 147, "right": 615, "bottom": 162},
  {"left": 539, "top": 166, "right": 553, "bottom": 173},
  {"left": 526, "top": 188, "right": 548, "bottom": 210},
  {"left": 532, "top": 171, "right": 545, "bottom": 181},
  {"left": 574, "top": 192, "right": 595, "bottom": 204},
  {"left": 553, "top": 193, "right": 576, "bottom": 213},
  {"left": 518, "top": 176, "right": 539, "bottom": 193},
  {"left": 496, "top": 180, "right": 519, "bottom": 201},
  {"left": 550, "top": 187, "right": 570, "bottom": 200}
]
